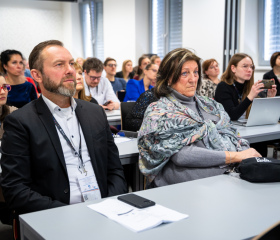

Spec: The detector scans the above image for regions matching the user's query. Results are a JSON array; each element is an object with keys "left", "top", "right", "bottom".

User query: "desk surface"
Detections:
[{"left": 19, "top": 175, "right": 280, "bottom": 240}]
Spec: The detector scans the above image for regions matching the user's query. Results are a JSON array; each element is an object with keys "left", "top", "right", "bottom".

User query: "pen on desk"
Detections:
[{"left": 117, "top": 209, "right": 133, "bottom": 216}]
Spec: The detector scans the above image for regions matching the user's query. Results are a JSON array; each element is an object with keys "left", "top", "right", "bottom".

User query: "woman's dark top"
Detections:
[
  {"left": 215, "top": 81, "right": 252, "bottom": 120},
  {"left": 90, "top": 97, "right": 98, "bottom": 104},
  {"left": 115, "top": 71, "right": 134, "bottom": 80},
  {"left": 125, "top": 89, "right": 158, "bottom": 131},
  {"left": 7, "top": 81, "right": 38, "bottom": 108},
  {"left": 263, "top": 69, "right": 280, "bottom": 96}
]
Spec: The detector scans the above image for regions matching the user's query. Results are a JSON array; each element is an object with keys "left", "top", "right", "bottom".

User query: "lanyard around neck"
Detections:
[
  {"left": 232, "top": 83, "right": 242, "bottom": 103},
  {"left": 53, "top": 116, "right": 87, "bottom": 175}
]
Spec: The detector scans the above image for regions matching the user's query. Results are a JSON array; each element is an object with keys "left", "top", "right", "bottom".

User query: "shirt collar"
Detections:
[{"left": 42, "top": 95, "right": 77, "bottom": 116}]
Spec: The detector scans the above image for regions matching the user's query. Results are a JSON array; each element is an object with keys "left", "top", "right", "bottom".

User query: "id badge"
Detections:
[{"left": 77, "top": 174, "right": 101, "bottom": 202}]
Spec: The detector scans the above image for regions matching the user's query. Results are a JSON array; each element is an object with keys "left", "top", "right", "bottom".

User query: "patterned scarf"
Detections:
[{"left": 138, "top": 94, "right": 250, "bottom": 183}]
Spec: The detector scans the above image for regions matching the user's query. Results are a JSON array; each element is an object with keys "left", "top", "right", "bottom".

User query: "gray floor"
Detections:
[{"left": 0, "top": 147, "right": 279, "bottom": 240}]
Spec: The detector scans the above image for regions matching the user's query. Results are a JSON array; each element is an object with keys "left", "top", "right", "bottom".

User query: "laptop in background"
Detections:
[{"left": 232, "top": 97, "right": 280, "bottom": 127}]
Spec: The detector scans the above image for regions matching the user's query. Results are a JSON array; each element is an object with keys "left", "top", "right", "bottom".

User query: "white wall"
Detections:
[
  {"left": 182, "top": 0, "right": 225, "bottom": 75},
  {"left": 0, "top": 0, "right": 83, "bottom": 60},
  {"left": 103, "top": 0, "right": 149, "bottom": 71}
]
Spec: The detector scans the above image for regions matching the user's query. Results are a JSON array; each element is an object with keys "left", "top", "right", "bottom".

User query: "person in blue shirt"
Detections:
[
  {"left": 104, "top": 57, "right": 126, "bottom": 94},
  {"left": 0, "top": 49, "right": 38, "bottom": 108},
  {"left": 124, "top": 63, "right": 158, "bottom": 102}
]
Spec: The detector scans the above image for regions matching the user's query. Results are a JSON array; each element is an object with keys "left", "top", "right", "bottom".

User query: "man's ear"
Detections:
[{"left": 31, "top": 69, "right": 43, "bottom": 83}]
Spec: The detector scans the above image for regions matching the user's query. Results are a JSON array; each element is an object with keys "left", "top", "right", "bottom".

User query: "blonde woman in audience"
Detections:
[
  {"left": 73, "top": 62, "right": 98, "bottom": 104},
  {"left": 0, "top": 49, "right": 37, "bottom": 108},
  {"left": 124, "top": 63, "right": 158, "bottom": 102},
  {"left": 0, "top": 73, "right": 17, "bottom": 139},
  {"left": 76, "top": 57, "right": 85, "bottom": 67},
  {"left": 115, "top": 60, "right": 134, "bottom": 81},
  {"left": 150, "top": 55, "right": 161, "bottom": 66},
  {"left": 197, "top": 59, "right": 220, "bottom": 99},
  {"left": 133, "top": 55, "right": 151, "bottom": 80}
]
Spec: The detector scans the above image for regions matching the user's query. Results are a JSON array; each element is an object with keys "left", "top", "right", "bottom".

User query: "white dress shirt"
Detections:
[
  {"left": 84, "top": 76, "right": 120, "bottom": 105},
  {"left": 42, "top": 95, "right": 101, "bottom": 204}
]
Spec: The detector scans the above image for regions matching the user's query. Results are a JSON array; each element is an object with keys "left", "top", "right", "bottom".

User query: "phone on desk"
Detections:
[{"left": 117, "top": 194, "right": 155, "bottom": 209}]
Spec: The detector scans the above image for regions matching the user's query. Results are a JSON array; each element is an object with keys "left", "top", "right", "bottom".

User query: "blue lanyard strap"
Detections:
[{"left": 53, "top": 116, "right": 86, "bottom": 175}]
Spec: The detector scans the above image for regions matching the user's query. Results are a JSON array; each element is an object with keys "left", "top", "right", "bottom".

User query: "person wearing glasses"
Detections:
[
  {"left": 124, "top": 63, "right": 158, "bottom": 102},
  {"left": 197, "top": 58, "right": 220, "bottom": 98},
  {"left": 0, "top": 49, "right": 38, "bottom": 108},
  {"left": 103, "top": 57, "right": 126, "bottom": 93},
  {"left": 215, "top": 53, "right": 277, "bottom": 157},
  {"left": 138, "top": 48, "right": 261, "bottom": 188},
  {"left": 0, "top": 73, "right": 17, "bottom": 139},
  {"left": 83, "top": 58, "right": 120, "bottom": 110},
  {"left": 215, "top": 53, "right": 277, "bottom": 121}
]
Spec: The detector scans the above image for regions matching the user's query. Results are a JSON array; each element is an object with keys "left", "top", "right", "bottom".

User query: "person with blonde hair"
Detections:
[
  {"left": 150, "top": 55, "right": 161, "bottom": 66},
  {"left": 115, "top": 60, "right": 134, "bottom": 81}
]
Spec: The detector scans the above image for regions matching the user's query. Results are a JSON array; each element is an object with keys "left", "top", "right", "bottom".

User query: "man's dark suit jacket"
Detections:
[{"left": 1, "top": 96, "right": 127, "bottom": 215}]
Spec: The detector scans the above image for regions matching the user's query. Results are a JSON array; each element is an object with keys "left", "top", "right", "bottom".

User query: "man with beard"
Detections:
[{"left": 0, "top": 40, "right": 127, "bottom": 223}]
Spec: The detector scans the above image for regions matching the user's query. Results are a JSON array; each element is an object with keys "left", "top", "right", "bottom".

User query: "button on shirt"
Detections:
[
  {"left": 84, "top": 76, "right": 120, "bottom": 105},
  {"left": 42, "top": 95, "right": 101, "bottom": 204}
]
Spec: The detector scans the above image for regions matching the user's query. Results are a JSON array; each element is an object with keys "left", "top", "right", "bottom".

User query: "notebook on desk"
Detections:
[{"left": 232, "top": 97, "right": 280, "bottom": 127}]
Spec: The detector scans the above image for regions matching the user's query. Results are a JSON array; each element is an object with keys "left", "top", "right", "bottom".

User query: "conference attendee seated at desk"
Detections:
[
  {"left": 138, "top": 48, "right": 261, "bottom": 188},
  {"left": 0, "top": 40, "right": 127, "bottom": 225},
  {"left": 0, "top": 49, "right": 38, "bottom": 108},
  {"left": 215, "top": 53, "right": 277, "bottom": 156},
  {"left": 115, "top": 59, "right": 134, "bottom": 81},
  {"left": 133, "top": 55, "right": 150, "bottom": 80},
  {"left": 73, "top": 62, "right": 98, "bottom": 104},
  {"left": 197, "top": 58, "right": 220, "bottom": 99},
  {"left": 104, "top": 57, "right": 126, "bottom": 93},
  {"left": 0, "top": 72, "right": 17, "bottom": 139},
  {"left": 125, "top": 88, "right": 158, "bottom": 131},
  {"left": 263, "top": 51, "right": 280, "bottom": 96},
  {"left": 83, "top": 57, "right": 120, "bottom": 110},
  {"left": 150, "top": 55, "right": 161, "bottom": 66},
  {"left": 124, "top": 63, "right": 158, "bottom": 102}
]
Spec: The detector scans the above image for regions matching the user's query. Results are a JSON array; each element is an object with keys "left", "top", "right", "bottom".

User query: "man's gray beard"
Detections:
[{"left": 42, "top": 75, "right": 76, "bottom": 97}]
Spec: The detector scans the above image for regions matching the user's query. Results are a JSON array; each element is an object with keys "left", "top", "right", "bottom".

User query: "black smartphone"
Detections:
[
  {"left": 117, "top": 194, "right": 155, "bottom": 209},
  {"left": 103, "top": 101, "right": 111, "bottom": 106},
  {"left": 260, "top": 79, "right": 274, "bottom": 89}
]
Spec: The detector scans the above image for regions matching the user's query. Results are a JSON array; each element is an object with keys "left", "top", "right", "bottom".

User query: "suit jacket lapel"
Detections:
[{"left": 35, "top": 96, "right": 67, "bottom": 174}]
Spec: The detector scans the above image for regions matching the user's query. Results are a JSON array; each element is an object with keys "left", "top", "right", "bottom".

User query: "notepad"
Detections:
[{"left": 88, "top": 198, "right": 188, "bottom": 232}]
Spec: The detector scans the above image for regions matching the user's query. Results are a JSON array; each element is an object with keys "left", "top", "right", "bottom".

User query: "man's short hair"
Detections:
[
  {"left": 29, "top": 40, "right": 63, "bottom": 73},
  {"left": 104, "top": 57, "right": 116, "bottom": 66},
  {"left": 83, "top": 58, "right": 104, "bottom": 73}
]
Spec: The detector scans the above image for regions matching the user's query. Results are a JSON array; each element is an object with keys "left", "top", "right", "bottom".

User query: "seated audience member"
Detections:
[
  {"left": 76, "top": 57, "right": 85, "bottom": 67},
  {"left": 0, "top": 40, "right": 127, "bottom": 222},
  {"left": 115, "top": 60, "right": 134, "bottom": 81},
  {"left": 215, "top": 53, "right": 277, "bottom": 120},
  {"left": 215, "top": 53, "right": 277, "bottom": 157},
  {"left": 0, "top": 73, "right": 17, "bottom": 139},
  {"left": 21, "top": 62, "right": 40, "bottom": 97},
  {"left": 150, "top": 55, "right": 161, "bottom": 66},
  {"left": 0, "top": 49, "right": 38, "bottom": 108},
  {"left": 104, "top": 57, "right": 126, "bottom": 93},
  {"left": 124, "top": 63, "right": 158, "bottom": 102},
  {"left": 133, "top": 55, "right": 150, "bottom": 80},
  {"left": 197, "top": 58, "right": 220, "bottom": 98},
  {"left": 83, "top": 57, "right": 120, "bottom": 110},
  {"left": 23, "top": 58, "right": 32, "bottom": 79},
  {"left": 125, "top": 88, "right": 158, "bottom": 131},
  {"left": 73, "top": 62, "right": 98, "bottom": 104},
  {"left": 138, "top": 48, "right": 261, "bottom": 188},
  {"left": 263, "top": 51, "right": 280, "bottom": 96}
]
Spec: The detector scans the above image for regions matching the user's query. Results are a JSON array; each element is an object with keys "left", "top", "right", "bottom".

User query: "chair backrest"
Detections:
[
  {"left": 120, "top": 102, "right": 136, "bottom": 130},
  {"left": 117, "top": 91, "right": 126, "bottom": 102},
  {"left": 252, "top": 221, "right": 280, "bottom": 240}
]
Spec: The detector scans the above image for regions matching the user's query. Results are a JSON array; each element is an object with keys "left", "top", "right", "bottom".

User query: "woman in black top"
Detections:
[
  {"left": 215, "top": 53, "right": 277, "bottom": 157},
  {"left": 115, "top": 60, "right": 134, "bottom": 81},
  {"left": 263, "top": 52, "right": 280, "bottom": 96},
  {"left": 215, "top": 53, "right": 276, "bottom": 120}
]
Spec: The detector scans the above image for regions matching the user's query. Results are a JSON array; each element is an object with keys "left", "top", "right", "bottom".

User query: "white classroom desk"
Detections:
[{"left": 19, "top": 175, "right": 280, "bottom": 240}]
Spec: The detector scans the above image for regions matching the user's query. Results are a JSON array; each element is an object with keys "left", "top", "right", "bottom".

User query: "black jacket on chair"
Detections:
[{"left": 0, "top": 96, "right": 127, "bottom": 215}]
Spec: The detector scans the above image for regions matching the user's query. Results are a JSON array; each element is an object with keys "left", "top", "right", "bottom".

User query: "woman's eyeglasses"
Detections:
[{"left": 0, "top": 84, "right": 11, "bottom": 92}]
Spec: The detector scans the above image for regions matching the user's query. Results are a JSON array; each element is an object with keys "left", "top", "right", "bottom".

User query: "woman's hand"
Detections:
[
  {"left": 247, "top": 80, "right": 265, "bottom": 101},
  {"left": 226, "top": 148, "right": 261, "bottom": 164},
  {"left": 267, "top": 81, "right": 277, "bottom": 97}
]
